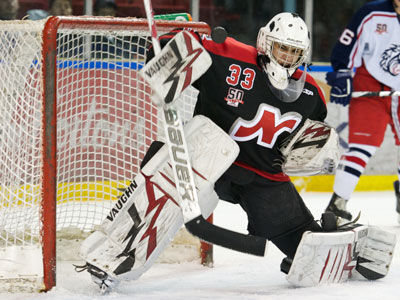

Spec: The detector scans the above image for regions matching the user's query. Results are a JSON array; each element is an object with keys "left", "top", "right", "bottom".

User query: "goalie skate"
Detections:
[
  {"left": 75, "top": 263, "right": 119, "bottom": 294},
  {"left": 286, "top": 225, "right": 396, "bottom": 287}
]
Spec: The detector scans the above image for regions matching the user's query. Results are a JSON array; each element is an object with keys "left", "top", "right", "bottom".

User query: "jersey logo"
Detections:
[
  {"left": 302, "top": 88, "right": 314, "bottom": 96},
  {"left": 225, "top": 87, "right": 244, "bottom": 107},
  {"left": 229, "top": 103, "right": 301, "bottom": 148},
  {"left": 375, "top": 23, "right": 388, "bottom": 34},
  {"left": 380, "top": 44, "right": 400, "bottom": 76}
]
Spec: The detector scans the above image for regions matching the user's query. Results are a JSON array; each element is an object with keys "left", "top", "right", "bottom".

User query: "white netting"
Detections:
[
  {"left": 0, "top": 20, "right": 45, "bottom": 248},
  {"left": 0, "top": 17, "right": 204, "bottom": 289},
  {"left": 54, "top": 25, "right": 198, "bottom": 232}
]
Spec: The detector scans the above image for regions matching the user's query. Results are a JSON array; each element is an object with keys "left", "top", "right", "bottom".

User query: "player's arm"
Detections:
[
  {"left": 279, "top": 79, "right": 338, "bottom": 176},
  {"left": 326, "top": 4, "right": 374, "bottom": 106}
]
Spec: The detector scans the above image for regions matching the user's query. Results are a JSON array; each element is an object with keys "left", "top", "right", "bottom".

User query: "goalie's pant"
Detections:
[{"left": 214, "top": 165, "right": 321, "bottom": 259}]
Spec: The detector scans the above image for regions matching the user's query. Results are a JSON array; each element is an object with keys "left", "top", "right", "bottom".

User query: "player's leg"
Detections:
[
  {"left": 326, "top": 78, "right": 391, "bottom": 221},
  {"left": 286, "top": 222, "right": 396, "bottom": 286},
  {"left": 327, "top": 142, "right": 378, "bottom": 220},
  {"left": 78, "top": 115, "right": 237, "bottom": 293},
  {"left": 217, "top": 174, "right": 321, "bottom": 259},
  {"left": 326, "top": 68, "right": 393, "bottom": 221},
  {"left": 390, "top": 95, "right": 400, "bottom": 223},
  {"left": 215, "top": 172, "right": 322, "bottom": 276},
  {"left": 394, "top": 169, "right": 400, "bottom": 223}
]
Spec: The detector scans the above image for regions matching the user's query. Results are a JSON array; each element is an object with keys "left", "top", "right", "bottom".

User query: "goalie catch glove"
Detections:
[{"left": 279, "top": 119, "right": 340, "bottom": 176}]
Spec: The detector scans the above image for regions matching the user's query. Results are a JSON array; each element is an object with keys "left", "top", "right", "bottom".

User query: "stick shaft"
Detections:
[
  {"left": 352, "top": 91, "right": 400, "bottom": 98},
  {"left": 142, "top": 0, "right": 200, "bottom": 221},
  {"left": 143, "top": 0, "right": 161, "bottom": 54},
  {"left": 141, "top": 1, "right": 268, "bottom": 256}
]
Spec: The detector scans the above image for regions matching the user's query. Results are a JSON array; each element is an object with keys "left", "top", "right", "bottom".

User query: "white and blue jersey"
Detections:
[{"left": 330, "top": 0, "right": 400, "bottom": 90}]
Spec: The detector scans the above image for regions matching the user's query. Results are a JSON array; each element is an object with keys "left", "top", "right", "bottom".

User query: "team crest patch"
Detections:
[
  {"left": 375, "top": 23, "right": 388, "bottom": 34},
  {"left": 380, "top": 44, "right": 400, "bottom": 76},
  {"left": 225, "top": 87, "right": 244, "bottom": 107}
]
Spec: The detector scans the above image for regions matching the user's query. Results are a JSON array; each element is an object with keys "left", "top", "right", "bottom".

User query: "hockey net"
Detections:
[{"left": 0, "top": 16, "right": 211, "bottom": 292}]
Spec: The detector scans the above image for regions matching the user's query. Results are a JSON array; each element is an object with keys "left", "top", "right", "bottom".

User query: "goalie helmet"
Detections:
[{"left": 257, "top": 13, "right": 310, "bottom": 102}]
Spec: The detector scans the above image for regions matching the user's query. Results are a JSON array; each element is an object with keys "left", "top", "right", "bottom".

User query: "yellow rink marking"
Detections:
[
  {"left": 1, "top": 176, "right": 397, "bottom": 206},
  {"left": 291, "top": 175, "right": 398, "bottom": 192}
]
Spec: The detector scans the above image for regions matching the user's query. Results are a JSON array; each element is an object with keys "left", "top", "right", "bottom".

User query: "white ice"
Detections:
[{"left": 2, "top": 191, "right": 400, "bottom": 300}]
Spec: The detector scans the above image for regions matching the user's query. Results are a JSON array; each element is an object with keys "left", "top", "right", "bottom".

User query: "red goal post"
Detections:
[{"left": 0, "top": 16, "right": 211, "bottom": 292}]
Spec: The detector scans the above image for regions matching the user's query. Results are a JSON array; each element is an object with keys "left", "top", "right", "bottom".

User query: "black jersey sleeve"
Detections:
[{"left": 304, "top": 73, "right": 327, "bottom": 122}]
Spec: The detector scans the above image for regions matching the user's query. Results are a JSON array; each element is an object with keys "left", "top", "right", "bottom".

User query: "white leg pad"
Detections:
[
  {"left": 79, "top": 115, "right": 239, "bottom": 279},
  {"left": 287, "top": 225, "right": 396, "bottom": 287}
]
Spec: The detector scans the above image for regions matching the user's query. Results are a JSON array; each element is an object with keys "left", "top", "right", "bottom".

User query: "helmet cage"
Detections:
[
  {"left": 267, "top": 36, "right": 308, "bottom": 72},
  {"left": 257, "top": 29, "right": 309, "bottom": 90},
  {"left": 256, "top": 12, "right": 310, "bottom": 98}
]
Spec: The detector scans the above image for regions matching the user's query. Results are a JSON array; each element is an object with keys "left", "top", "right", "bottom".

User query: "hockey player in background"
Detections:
[
  {"left": 76, "top": 12, "right": 395, "bottom": 292},
  {"left": 325, "top": 0, "right": 400, "bottom": 222}
]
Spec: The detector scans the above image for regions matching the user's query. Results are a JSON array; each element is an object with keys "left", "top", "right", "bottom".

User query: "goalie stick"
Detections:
[
  {"left": 352, "top": 91, "right": 400, "bottom": 98},
  {"left": 142, "top": 0, "right": 268, "bottom": 256}
]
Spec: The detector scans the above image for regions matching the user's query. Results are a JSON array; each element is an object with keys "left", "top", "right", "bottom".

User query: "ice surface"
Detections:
[{"left": 2, "top": 191, "right": 399, "bottom": 300}]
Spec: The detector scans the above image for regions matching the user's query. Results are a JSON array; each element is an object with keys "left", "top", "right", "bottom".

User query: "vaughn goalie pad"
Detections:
[
  {"left": 279, "top": 119, "right": 340, "bottom": 176},
  {"left": 140, "top": 30, "right": 212, "bottom": 105},
  {"left": 287, "top": 225, "right": 396, "bottom": 287},
  {"left": 79, "top": 115, "right": 239, "bottom": 280}
]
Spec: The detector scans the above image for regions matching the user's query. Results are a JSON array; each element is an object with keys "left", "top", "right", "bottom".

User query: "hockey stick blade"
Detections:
[
  {"left": 186, "top": 215, "right": 268, "bottom": 256},
  {"left": 352, "top": 91, "right": 400, "bottom": 98}
]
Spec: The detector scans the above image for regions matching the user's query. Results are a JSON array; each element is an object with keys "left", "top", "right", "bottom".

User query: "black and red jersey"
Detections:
[{"left": 157, "top": 29, "right": 327, "bottom": 182}]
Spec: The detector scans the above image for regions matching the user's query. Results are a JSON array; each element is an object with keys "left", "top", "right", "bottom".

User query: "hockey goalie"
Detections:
[{"left": 77, "top": 12, "right": 396, "bottom": 293}]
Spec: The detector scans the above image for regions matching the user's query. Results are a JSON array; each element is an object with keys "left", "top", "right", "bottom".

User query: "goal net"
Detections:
[{"left": 0, "top": 16, "right": 211, "bottom": 292}]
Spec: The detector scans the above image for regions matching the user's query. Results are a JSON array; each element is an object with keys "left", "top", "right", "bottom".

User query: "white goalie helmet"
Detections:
[{"left": 257, "top": 13, "right": 310, "bottom": 101}]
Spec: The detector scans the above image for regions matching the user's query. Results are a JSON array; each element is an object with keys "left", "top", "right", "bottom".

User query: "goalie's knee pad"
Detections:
[{"left": 79, "top": 115, "right": 239, "bottom": 282}]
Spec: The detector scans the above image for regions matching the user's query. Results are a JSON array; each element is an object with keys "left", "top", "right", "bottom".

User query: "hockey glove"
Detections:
[{"left": 325, "top": 69, "right": 353, "bottom": 106}]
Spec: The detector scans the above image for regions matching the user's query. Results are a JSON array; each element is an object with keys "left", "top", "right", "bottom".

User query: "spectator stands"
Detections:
[{"left": 17, "top": 0, "right": 227, "bottom": 22}]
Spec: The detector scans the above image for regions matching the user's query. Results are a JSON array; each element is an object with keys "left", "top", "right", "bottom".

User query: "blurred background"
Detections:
[
  {"left": 15, "top": 0, "right": 371, "bottom": 63},
  {"left": 10, "top": 0, "right": 394, "bottom": 179}
]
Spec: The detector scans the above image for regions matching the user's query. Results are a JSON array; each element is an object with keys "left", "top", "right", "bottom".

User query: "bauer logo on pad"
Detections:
[{"left": 140, "top": 30, "right": 212, "bottom": 105}]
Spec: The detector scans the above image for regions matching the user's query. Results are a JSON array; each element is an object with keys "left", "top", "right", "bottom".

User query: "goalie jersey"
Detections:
[{"left": 156, "top": 29, "right": 327, "bottom": 182}]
